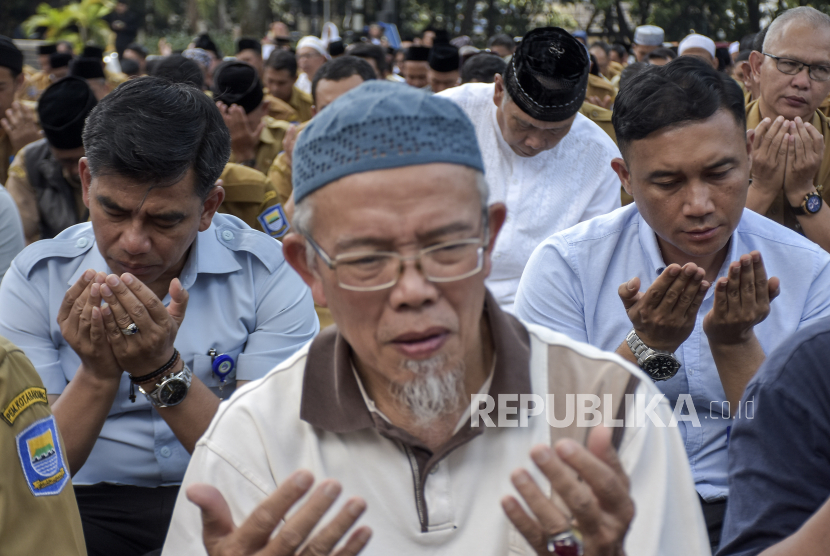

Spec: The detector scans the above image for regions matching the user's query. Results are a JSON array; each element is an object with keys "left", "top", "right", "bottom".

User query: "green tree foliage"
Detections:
[{"left": 22, "top": 0, "right": 114, "bottom": 51}]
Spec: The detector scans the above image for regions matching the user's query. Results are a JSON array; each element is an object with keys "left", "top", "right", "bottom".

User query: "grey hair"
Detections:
[
  {"left": 764, "top": 7, "right": 830, "bottom": 52},
  {"left": 292, "top": 171, "right": 491, "bottom": 268}
]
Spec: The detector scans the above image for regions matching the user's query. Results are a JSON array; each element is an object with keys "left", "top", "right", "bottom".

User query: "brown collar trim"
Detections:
[{"left": 299, "top": 290, "right": 533, "bottom": 433}]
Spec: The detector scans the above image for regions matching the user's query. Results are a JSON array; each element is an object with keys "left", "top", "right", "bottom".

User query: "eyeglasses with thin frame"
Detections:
[
  {"left": 303, "top": 212, "right": 490, "bottom": 292},
  {"left": 763, "top": 53, "right": 830, "bottom": 82}
]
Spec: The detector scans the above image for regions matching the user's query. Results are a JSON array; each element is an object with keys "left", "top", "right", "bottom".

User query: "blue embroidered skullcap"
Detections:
[{"left": 292, "top": 80, "right": 485, "bottom": 203}]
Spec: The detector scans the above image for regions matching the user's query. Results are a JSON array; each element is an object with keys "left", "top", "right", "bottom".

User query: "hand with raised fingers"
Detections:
[
  {"left": 57, "top": 269, "right": 122, "bottom": 380},
  {"left": 502, "top": 426, "right": 633, "bottom": 556},
  {"left": 187, "top": 470, "right": 372, "bottom": 556},
  {"left": 1, "top": 101, "right": 42, "bottom": 153},
  {"left": 217, "top": 101, "right": 264, "bottom": 162},
  {"left": 617, "top": 263, "right": 710, "bottom": 353},
  {"left": 784, "top": 117, "right": 825, "bottom": 203},
  {"left": 97, "top": 273, "right": 189, "bottom": 376},
  {"left": 748, "top": 116, "right": 790, "bottom": 197},
  {"left": 703, "top": 251, "right": 780, "bottom": 346}
]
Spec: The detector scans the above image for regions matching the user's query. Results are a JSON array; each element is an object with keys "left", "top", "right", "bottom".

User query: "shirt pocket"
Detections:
[{"left": 192, "top": 344, "right": 245, "bottom": 398}]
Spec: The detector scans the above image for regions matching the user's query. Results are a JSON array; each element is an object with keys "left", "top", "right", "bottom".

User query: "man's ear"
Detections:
[
  {"left": 493, "top": 73, "right": 504, "bottom": 108},
  {"left": 482, "top": 202, "right": 507, "bottom": 278},
  {"left": 748, "top": 51, "right": 763, "bottom": 80},
  {"left": 80, "top": 157, "right": 92, "bottom": 208},
  {"left": 199, "top": 183, "right": 225, "bottom": 232},
  {"left": 282, "top": 232, "right": 328, "bottom": 306},
  {"left": 611, "top": 158, "right": 633, "bottom": 197}
]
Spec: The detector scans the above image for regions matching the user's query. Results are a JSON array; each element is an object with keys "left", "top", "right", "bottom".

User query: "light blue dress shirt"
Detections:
[
  {"left": 515, "top": 204, "right": 830, "bottom": 501},
  {"left": 0, "top": 184, "right": 25, "bottom": 282},
  {"left": 0, "top": 213, "right": 319, "bottom": 487}
]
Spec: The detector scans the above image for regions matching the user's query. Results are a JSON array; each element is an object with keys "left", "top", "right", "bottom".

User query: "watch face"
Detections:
[
  {"left": 643, "top": 355, "right": 681, "bottom": 381},
  {"left": 157, "top": 379, "right": 188, "bottom": 406},
  {"left": 806, "top": 194, "right": 823, "bottom": 213}
]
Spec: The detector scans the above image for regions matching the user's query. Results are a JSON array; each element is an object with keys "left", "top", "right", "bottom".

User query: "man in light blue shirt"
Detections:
[
  {"left": 0, "top": 184, "right": 24, "bottom": 280},
  {"left": 515, "top": 57, "right": 830, "bottom": 552},
  {"left": 0, "top": 77, "right": 318, "bottom": 556}
]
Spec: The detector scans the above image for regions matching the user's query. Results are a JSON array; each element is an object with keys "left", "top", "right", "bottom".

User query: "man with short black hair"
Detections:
[
  {"left": 515, "top": 57, "right": 830, "bottom": 552},
  {"left": 348, "top": 43, "right": 388, "bottom": 79},
  {"left": 488, "top": 33, "right": 516, "bottom": 58},
  {"left": 153, "top": 54, "right": 204, "bottom": 90},
  {"left": 439, "top": 27, "right": 621, "bottom": 311},
  {"left": 0, "top": 76, "right": 318, "bottom": 556},
  {"left": 263, "top": 49, "right": 314, "bottom": 122},
  {"left": 0, "top": 36, "right": 41, "bottom": 186},
  {"left": 647, "top": 47, "right": 676, "bottom": 66},
  {"left": 5, "top": 77, "right": 96, "bottom": 243},
  {"left": 213, "top": 60, "right": 291, "bottom": 175},
  {"left": 461, "top": 53, "right": 506, "bottom": 84},
  {"left": 235, "top": 38, "right": 263, "bottom": 77},
  {"left": 122, "top": 42, "right": 148, "bottom": 75}
]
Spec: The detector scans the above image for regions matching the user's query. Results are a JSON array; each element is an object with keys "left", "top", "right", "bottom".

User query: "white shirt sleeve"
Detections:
[{"left": 619, "top": 382, "right": 712, "bottom": 556}]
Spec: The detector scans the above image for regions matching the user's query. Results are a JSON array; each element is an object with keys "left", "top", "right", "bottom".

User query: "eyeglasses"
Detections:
[
  {"left": 303, "top": 216, "right": 490, "bottom": 292},
  {"left": 763, "top": 53, "right": 830, "bottom": 82}
]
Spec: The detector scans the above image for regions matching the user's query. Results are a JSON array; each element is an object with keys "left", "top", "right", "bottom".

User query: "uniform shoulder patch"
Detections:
[
  {"left": 3, "top": 386, "right": 48, "bottom": 425},
  {"left": 16, "top": 415, "right": 69, "bottom": 496},
  {"left": 257, "top": 204, "right": 290, "bottom": 238}
]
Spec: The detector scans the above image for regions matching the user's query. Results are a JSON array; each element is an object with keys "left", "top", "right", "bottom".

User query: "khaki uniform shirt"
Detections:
[
  {"left": 820, "top": 93, "right": 830, "bottom": 119},
  {"left": 586, "top": 73, "right": 618, "bottom": 105},
  {"left": 229, "top": 116, "right": 291, "bottom": 176},
  {"left": 263, "top": 121, "right": 333, "bottom": 328},
  {"left": 746, "top": 99, "right": 830, "bottom": 230},
  {"left": 5, "top": 147, "right": 86, "bottom": 243},
  {"left": 0, "top": 336, "right": 87, "bottom": 556},
  {"left": 267, "top": 87, "right": 314, "bottom": 123},
  {"left": 20, "top": 70, "right": 52, "bottom": 101},
  {"left": 217, "top": 162, "right": 282, "bottom": 234},
  {"left": 0, "top": 130, "right": 12, "bottom": 187},
  {"left": 605, "top": 60, "right": 623, "bottom": 81}
]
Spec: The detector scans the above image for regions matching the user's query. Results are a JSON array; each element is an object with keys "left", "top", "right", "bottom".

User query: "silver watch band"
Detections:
[{"left": 139, "top": 363, "right": 193, "bottom": 408}]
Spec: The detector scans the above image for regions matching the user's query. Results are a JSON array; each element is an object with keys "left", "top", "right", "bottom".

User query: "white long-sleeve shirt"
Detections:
[{"left": 438, "top": 83, "right": 621, "bottom": 311}]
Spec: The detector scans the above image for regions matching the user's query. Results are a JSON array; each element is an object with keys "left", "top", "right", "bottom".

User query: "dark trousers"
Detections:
[
  {"left": 700, "top": 495, "right": 727, "bottom": 555},
  {"left": 75, "top": 483, "right": 180, "bottom": 556}
]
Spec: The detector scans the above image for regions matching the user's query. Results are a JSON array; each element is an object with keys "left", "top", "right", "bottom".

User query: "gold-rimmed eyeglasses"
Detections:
[{"left": 303, "top": 214, "right": 490, "bottom": 292}]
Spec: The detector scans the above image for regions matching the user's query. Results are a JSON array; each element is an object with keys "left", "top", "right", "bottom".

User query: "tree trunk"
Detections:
[
  {"left": 485, "top": 0, "right": 497, "bottom": 38},
  {"left": 241, "top": 0, "right": 269, "bottom": 36},
  {"left": 747, "top": 0, "right": 761, "bottom": 32},
  {"left": 614, "top": 0, "right": 631, "bottom": 42},
  {"left": 187, "top": 0, "right": 199, "bottom": 34},
  {"left": 459, "top": 0, "right": 476, "bottom": 36}
]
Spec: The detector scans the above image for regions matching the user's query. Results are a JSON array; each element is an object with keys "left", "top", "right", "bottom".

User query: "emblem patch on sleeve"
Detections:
[
  {"left": 257, "top": 204, "right": 290, "bottom": 238},
  {"left": 16, "top": 416, "right": 69, "bottom": 496}
]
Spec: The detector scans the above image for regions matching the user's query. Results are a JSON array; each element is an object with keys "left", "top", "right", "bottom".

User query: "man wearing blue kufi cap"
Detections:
[{"left": 163, "top": 80, "right": 708, "bottom": 556}]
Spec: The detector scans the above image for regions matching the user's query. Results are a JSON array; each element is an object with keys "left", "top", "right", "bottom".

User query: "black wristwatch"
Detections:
[
  {"left": 139, "top": 363, "right": 193, "bottom": 408},
  {"left": 790, "top": 188, "right": 823, "bottom": 216},
  {"left": 626, "top": 330, "right": 682, "bottom": 381}
]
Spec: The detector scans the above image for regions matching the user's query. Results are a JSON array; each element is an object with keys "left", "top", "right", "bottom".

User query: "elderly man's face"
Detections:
[
  {"left": 297, "top": 47, "right": 326, "bottom": 79},
  {"left": 751, "top": 19, "right": 830, "bottom": 121},
  {"left": 614, "top": 109, "right": 751, "bottom": 266},
  {"left": 285, "top": 164, "right": 505, "bottom": 396},
  {"left": 493, "top": 74, "right": 576, "bottom": 157}
]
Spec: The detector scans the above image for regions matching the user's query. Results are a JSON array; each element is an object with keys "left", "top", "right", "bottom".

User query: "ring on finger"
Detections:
[
  {"left": 547, "top": 529, "right": 583, "bottom": 556},
  {"left": 120, "top": 322, "right": 139, "bottom": 336}
]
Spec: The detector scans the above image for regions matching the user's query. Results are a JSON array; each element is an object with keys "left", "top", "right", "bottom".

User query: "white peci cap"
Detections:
[{"left": 678, "top": 33, "right": 716, "bottom": 58}]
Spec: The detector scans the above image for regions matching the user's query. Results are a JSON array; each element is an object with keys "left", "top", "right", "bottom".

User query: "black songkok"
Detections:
[
  {"left": 212, "top": 61, "right": 264, "bottom": 114},
  {"left": 429, "top": 44, "right": 459, "bottom": 73},
  {"left": 49, "top": 52, "right": 73, "bottom": 69},
  {"left": 404, "top": 46, "right": 430, "bottom": 62},
  {"left": 38, "top": 43, "right": 58, "bottom": 56},
  {"left": 504, "top": 27, "right": 589, "bottom": 122},
  {"left": 194, "top": 34, "right": 222, "bottom": 58},
  {"left": 70, "top": 58, "right": 105, "bottom": 80},
  {"left": 236, "top": 38, "right": 261, "bottom": 54},
  {"left": 0, "top": 36, "right": 23, "bottom": 74},
  {"left": 38, "top": 76, "right": 97, "bottom": 150},
  {"left": 82, "top": 45, "right": 104, "bottom": 60},
  {"left": 328, "top": 40, "right": 345, "bottom": 57}
]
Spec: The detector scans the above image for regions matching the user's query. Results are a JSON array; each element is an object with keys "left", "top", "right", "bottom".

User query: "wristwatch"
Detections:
[
  {"left": 626, "top": 330, "right": 682, "bottom": 381},
  {"left": 139, "top": 362, "right": 193, "bottom": 408},
  {"left": 790, "top": 188, "right": 823, "bottom": 216}
]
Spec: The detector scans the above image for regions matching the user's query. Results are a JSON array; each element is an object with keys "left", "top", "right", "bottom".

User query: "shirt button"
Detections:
[
  {"left": 160, "top": 446, "right": 172, "bottom": 458},
  {"left": 222, "top": 230, "right": 234, "bottom": 241},
  {"left": 76, "top": 237, "right": 89, "bottom": 249}
]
